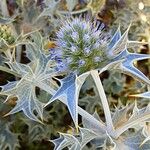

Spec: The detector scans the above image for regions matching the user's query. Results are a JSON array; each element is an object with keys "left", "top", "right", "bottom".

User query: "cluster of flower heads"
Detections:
[
  {"left": 0, "top": 25, "right": 15, "bottom": 44},
  {"left": 50, "top": 17, "right": 111, "bottom": 74}
]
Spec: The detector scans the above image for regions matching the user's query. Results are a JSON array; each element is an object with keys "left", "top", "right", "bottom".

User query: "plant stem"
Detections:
[
  {"left": 91, "top": 70, "right": 114, "bottom": 132},
  {"left": 37, "top": 81, "right": 106, "bottom": 133}
]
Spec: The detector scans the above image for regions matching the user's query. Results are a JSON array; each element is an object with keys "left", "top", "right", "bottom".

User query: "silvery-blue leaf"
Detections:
[
  {"left": 82, "top": 111, "right": 105, "bottom": 135},
  {"left": 0, "top": 125, "right": 19, "bottom": 150},
  {"left": 0, "top": 36, "right": 55, "bottom": 122},
  {"left": 7, "top": 62, "right": 33, "bottom": 76},
  {"left": 114, "top": 129, "right": 150, "bottom": 150},
  {"left": 79, "top": 127, "right": 98, "bottom": 148},
  {"left": 1, "top": 80, "right": 44, "bottom": 122},
  {"left": 113, "top": 104, "right": 150, "bottom": 138},
  {"left": 49, "top": 73, "right": 77, "bottom": 125},
  {"left": 0, "top": 16, "right": 15, "bottom": 24},
  {"left": 0, "top": 81, "right": 18, "bottom": 102},
  {"left": 69, "top": 143, "right": 81, "bottom": 150},
  {"left": 0, "top": 81, "right": 18, "bottom": 93},
  {"left": 109, "top": 26, "right": 130, "bottom": 56},
  {"left": 51, "top": 135, "right": 64, "bottom": 150},
  {"left": 108, "top": 26, "right": 121, "bottom": 49},
  {"left": 112, "top": 105, "right": 134, "bottom": 129},
  {"left": 25, "top": 32, "right": 43, "bottom": 61},
  {"left": 105, "top": 49, "right": 150, "bottom": 86},
  {"left": 90, "top": 136, "right": 108, "bottom": 148},
  {"left": 121, "top": 51, "right": 150, "bottom": 85},
  {"left": 46, "top": 72, "right": 89, "bottom": 126},
  {"left": 39, "top": 0, "right": 61, "bottom": 19},
  {"left": 51, "top": 133, "right": 80, "bottom": 150}
]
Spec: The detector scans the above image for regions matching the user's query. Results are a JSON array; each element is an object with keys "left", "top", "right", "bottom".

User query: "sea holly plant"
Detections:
[
  {"left": 48, "top": 17, "right": 150, "bottom": 149},
  {"left": 0, "top": 15, "right": 150, "bottom": 150}
]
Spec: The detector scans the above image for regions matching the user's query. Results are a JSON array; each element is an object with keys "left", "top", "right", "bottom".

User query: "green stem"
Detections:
[{"left": 91, "top": 70, "right": 114, "bottom": 132}]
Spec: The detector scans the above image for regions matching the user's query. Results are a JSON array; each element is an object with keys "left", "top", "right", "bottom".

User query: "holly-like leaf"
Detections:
[
  {"left": 121, "top": 51, "right": 150, "bottom": 85},
  {"left": 0, "top": 99, "right": 20, "bottom": 150},
  {"left": 0, "top": 124, "right": 19, "bottom": 150},
  {"left": 113, "top": 103, "right": 150, "bottom": 138},
  {"left": 51, "top": 133, "right": 81, "bottom": 150},
  {"left": 114, "top": 129, "right": 150, "bottom": 150},
  {"left": 101, "top": 26, "right": 150, "bottom": 86},
  {"left": 112, "top": 104, "right": 134, "bottom": 129},
  {"left": 109, "top": 25, "right": 130, "bottom": 56},
  {"left": 104, "top": 49, "right": 150, "bottom": 86},
  {"left": 108, "top": 26, "right": 121, "bottom": 50},
  {"left": 79, "top": 127, "right": 98, "bottom": 148},
  {"left": 0, "top": 33, "right": 55, "bottom": 122},
  {"left": 46, "top": 72, "right": 89, "bottom": 126}
]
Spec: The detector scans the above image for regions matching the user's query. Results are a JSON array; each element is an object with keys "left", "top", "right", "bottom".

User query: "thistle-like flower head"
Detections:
[
  {"left": 50, "top": 17, "right": 150, "bottom": 87},
  {"left": 51, "top": 17, "right": 110, "bottom": 74}
]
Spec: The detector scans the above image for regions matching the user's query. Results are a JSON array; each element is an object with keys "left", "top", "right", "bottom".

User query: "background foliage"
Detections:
[{"left": 0, "top": 0, "right": 150, "bottom": 149}]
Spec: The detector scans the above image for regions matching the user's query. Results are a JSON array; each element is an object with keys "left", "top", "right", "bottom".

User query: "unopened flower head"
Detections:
[{"left": 51, "top": 17, "right": 111, "bottom": 74}]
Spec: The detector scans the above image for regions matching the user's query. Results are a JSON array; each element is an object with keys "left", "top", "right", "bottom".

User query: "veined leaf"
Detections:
[
  {"left": 121, "top": 51, "right": 150, "bottom": 85},
  {"left": 51, "top": 133, "right": 81, "bottom": 150},
  {"left": 108, "top": 26, "right": 121, "bottom": 50},
  {"left": 110, "top": 25, "right": 130, "bottom": 56},
  {"left": 79, "top": 127, "right": 98, "bottom": 148},
  {"left": 104, "top": 49, "right": 150, "bottom": 86},
  {"left": 0, "top": 98, "right": 20, "bottom": 150},
  {"left": 45, "top": 72, "right": 89, "bottom": 126},
  {"left": 113, "top": 103, "right": 150, "bottom": 138},
  {"left": 114, "top": 129, "right": 150, "bottom": 150},
  {"left": 101, "top": 26, "right": 150, "bottom": 86},
  {"left": 0, "top": 124, "right": 19, "bottom": 150},
  {"left": 0, "top": 36, "right": 55, "bottom": 122},
  {"left": 112, "top": 104, "right": 134, "bottom": 129}
]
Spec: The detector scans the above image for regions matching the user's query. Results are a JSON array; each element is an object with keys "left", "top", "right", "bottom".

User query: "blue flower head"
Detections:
[
  {"left": 51, "top": 17, "right": 111, "bottom": 74},
  {"left": 51, "top": 17, "right": 148, "bottom": 76}
]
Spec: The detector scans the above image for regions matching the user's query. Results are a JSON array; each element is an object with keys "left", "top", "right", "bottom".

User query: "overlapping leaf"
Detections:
[
  {"left": 0, "top": 33, "right": 55, "bottom": 122},
  {"left": 0, "top": 99, "right": 20, "bottom": 150},
  {"left": 114, "top": 129, "right": 150, "bottom": 150},
  {"left": 46, "top": 72, "right": 89, "bottom": 126},
  {"left": 51, "top": 127, "right": 98, "bottom": 150},
  {"left": 0, "top": 124, "right": 19, "bottom": 150},
  {"left": 112, "top": 103, "right": 150, "bottom": 138},
  {"left": 102, "top": 26, "right": 150, "bottom": 86},
  {"left": 51, "top": 133, "right": 80, "bottom": 150}
]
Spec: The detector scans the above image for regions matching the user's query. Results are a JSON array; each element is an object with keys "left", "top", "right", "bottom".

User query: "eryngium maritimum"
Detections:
[{"left": 51, "top": 17, "right": 110, "bottom": 74}]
